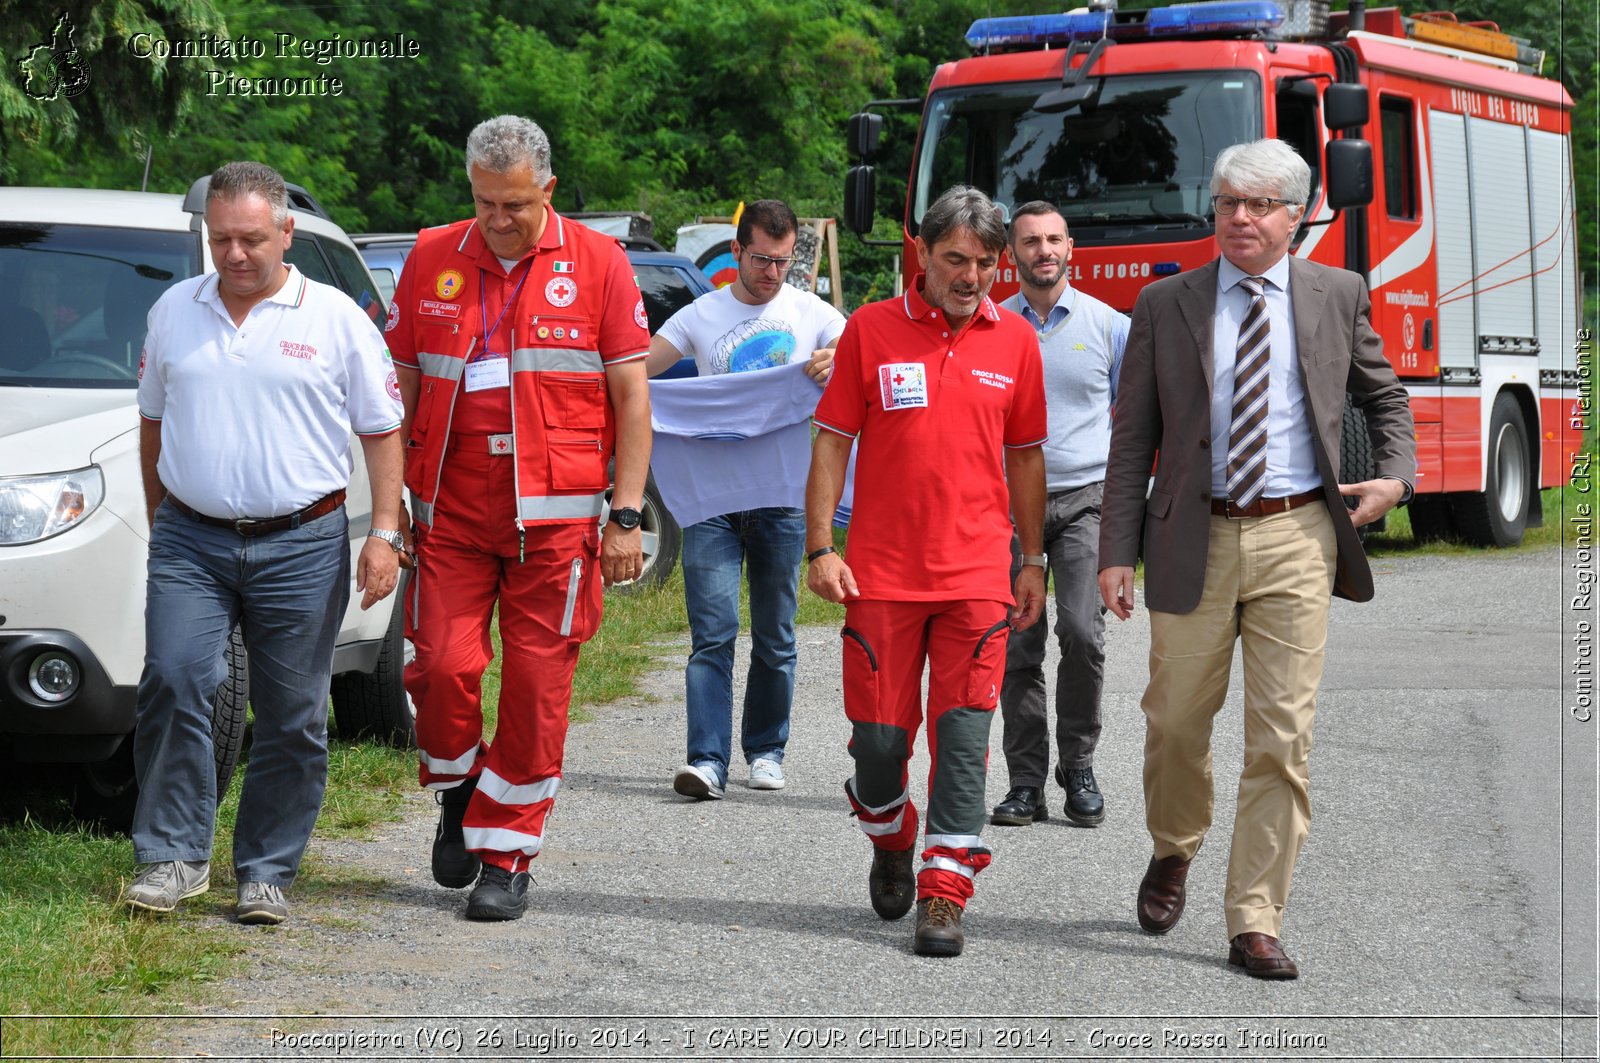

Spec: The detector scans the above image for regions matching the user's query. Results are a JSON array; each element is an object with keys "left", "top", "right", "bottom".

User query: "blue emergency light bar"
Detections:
[{"left": 966, "top": 1, "right": 1285, "bottom": 50}]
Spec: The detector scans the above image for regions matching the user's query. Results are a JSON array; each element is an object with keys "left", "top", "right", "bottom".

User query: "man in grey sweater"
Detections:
[{"left": 992, "top": 201, "right": 1128, "bottom": 828}]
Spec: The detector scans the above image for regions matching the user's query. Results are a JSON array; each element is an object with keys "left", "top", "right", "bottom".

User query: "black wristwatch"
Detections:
[{"left": 608, "top": 506, "right": 642, "bottom": 530}]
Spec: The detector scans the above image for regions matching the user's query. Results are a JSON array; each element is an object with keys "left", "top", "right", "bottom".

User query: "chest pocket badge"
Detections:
[{"left": 878, "top": 362, "right": 929, "bottom": 410}]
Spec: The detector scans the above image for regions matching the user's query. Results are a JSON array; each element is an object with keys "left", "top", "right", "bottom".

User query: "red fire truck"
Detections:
[{"left": 844, "top": 0, "right": 1581, "bottom": 546}]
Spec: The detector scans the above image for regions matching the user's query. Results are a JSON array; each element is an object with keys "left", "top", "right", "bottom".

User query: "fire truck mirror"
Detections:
[
  {"left": 845, "top": 165, "right": 877, "bottom": 236},
  {"left": 1323, "top": 83, "right": 1370, "bottom": 131},
  {"left": 1325, "top": 139, "right": 1374, "bottom": 210},
  {"left": 847, "top": 113, "right": 884, "bottom": 161}
]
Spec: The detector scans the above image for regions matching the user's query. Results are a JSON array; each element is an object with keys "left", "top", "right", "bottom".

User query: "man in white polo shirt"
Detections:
[{"left": 124, "top": 161, "right": 406, "bottom": 926}]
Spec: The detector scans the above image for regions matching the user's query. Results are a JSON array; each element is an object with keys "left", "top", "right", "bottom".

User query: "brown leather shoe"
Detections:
[
  {"left": 868, "top": 846, "right": 915, "bottom": 921},
  {"left": 1136, "top": 853, "right": 1192, "bottom": 934},
  {"left": 1228, "top": 932, "right": 1299, "bottom": 979},
  {"left": 913, "top": 897, "right": 964, "bottom": 957}
]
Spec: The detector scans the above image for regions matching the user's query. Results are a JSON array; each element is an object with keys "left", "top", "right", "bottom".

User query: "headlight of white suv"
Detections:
[{"left": 0, "top": 467, "right": 106, "bottom": 545}]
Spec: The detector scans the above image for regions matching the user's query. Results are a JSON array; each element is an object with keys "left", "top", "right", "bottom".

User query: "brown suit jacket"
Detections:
[{"left": 1099, "top": 256, "right": 1416, "bottom": 613}]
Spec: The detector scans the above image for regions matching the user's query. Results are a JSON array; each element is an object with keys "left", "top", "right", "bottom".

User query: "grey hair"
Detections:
[
  {"left": 920, "top": 185, "right": 1007, "bottom": 254},
  {"left": 207, "top": 161, "right": 288, "bottom": 226},
  {"left": 1210, "top": 139, "right": 1310, "bottom": 207},
  {"left": 465, "top": 115, "right": 553, "bottom": 183}
]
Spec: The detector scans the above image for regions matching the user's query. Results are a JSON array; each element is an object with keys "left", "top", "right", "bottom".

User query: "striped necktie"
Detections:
[{"left": 1225, "top": 275, "right": 1270, "bottom": 508}]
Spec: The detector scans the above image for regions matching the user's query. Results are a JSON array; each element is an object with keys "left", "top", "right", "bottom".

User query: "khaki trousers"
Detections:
[{"left": 1143, "top": 503, "right": 1336, "bottom": 938}]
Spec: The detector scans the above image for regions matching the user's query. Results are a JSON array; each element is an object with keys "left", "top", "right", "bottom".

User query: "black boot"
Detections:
[
  {"left": 432, "top": 776, "right": 481, "bottom": 888},
  {"left": 990, "top": 786, "right": 1048, "bottom": 826},
  {"left": 868, "top": 846, "right": 916, "bottom": 920},
  {"left": 1056, "top": 764, "right": 1106, "bottom": 827},
  {"left": 465, "top": 864, "right": 530, "bottom": 921}
]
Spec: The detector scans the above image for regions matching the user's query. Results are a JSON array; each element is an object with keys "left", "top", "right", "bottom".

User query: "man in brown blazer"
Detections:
[{"left": 1098, "top": 138, "right": 1415, "bottom": 979}]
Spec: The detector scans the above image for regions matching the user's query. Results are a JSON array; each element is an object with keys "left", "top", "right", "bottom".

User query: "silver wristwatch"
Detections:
[
  {"left": 368, "top": 529, "right": 406, "bottom": 552},
  {"left": 1021, "top": 553, "right": 1048, "bottom": 568}
]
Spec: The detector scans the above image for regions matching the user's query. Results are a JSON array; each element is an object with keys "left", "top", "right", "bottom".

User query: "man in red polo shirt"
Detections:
[
  {"left": 805, "top": 185, "right": 1047, "bottom": 957},
  {"left": 388, "top": 114, "right": 651, "bottom": 921}
]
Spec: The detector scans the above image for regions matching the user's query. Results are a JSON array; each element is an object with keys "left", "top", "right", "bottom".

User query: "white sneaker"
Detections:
[
  {"left": 748, "top": 757, "right": 785, "bottom": 790},
  {"left": 673, "top": 763, "right": 725, "bottom": 800},
  {"left": 236, "top": 881, "right": 289, "bottom": 925},
  {"left": 123, "top": 859, "right": 210, "bottom": 913}
]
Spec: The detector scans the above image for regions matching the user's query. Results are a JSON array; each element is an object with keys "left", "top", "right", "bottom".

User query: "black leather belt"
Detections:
[
  {"left": 169, "top": 489, "right": 346, "bottom": 536},
  {"left": 1210, "top": 488, "right": 1322, "bottom": 519}
]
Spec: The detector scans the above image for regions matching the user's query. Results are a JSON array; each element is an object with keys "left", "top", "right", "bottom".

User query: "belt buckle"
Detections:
[
  {"left": 488, "top": 433, "right": 513, "bottom": 455},
  {"left": 233, "top": 517, "right": 259, "bottom": 535}
]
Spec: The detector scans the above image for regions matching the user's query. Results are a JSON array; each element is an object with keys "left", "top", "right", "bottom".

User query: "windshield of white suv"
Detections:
[{"left": 0, "top": 224, "right": 199, "bottom": 389}]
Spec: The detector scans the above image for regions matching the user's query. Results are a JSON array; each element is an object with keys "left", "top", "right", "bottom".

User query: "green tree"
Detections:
[{"left": 1, "top": 0, "right": 227, "bottom": 181}]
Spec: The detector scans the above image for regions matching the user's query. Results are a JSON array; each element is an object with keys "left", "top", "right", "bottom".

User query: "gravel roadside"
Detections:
[{"left": 141, "top": 545, "right": 1595, "bottom": 1061}]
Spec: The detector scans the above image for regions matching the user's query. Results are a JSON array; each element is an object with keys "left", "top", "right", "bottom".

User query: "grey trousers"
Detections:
[{"left": 999, "top": 481, "right": 1107, "bottom": 788}]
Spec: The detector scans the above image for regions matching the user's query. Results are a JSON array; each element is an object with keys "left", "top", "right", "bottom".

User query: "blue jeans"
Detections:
[
  {"left": 680, "top": 507, "right": 805, "bottom": 784},
  {"left": 132, "top": 498, "right": 350, "bottom": 887}
]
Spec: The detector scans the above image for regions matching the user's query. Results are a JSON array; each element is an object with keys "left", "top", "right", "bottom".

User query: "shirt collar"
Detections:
[
  {"left": 1218, "top": 253, "right": 1291, "bottom": 295},
  {"left": 1015, "top": 282, "right": 1077, "bottom": 329},
  {"left": 461, "top": 207, "right": 566, "bottom": 272},
  {"left": 902, "top": 273, "right": 1001, "bottom": 326},
  {"left": 195, "top": 264, "right": 306, "bottom": 309}
]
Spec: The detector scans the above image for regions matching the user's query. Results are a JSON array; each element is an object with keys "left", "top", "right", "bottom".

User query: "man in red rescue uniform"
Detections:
[
  {"left": 805, "top": 185, "right": 1048, "bottom": 956},
  {"left": 388, "top": 115, "right": 652, "bottom": 920}
]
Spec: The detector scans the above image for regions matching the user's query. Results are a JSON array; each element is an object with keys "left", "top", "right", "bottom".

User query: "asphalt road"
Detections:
[{"left": 138, "top": 545, "right": 1596, "bottom": 1061}]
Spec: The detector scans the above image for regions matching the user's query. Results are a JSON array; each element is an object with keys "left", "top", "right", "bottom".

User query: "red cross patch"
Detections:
[{"left": 545, "top": 277, "right": 577, "bottom": 308}]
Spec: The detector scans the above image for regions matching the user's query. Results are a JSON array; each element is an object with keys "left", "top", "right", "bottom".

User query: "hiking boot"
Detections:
[
  {"left": 123, "top": 860, "right": 210, "bottom": 914},
  {"left": 913, "top": 897, "right": 965, "bottom": 957},
  {"left": 236, "top": 881, "right": 289, "bottom": 925},
  {"left": 747, "top": 757, "right": 785, "bottom": 790},
  {"left": 465, "top": 863, "right": 531, "bottom": 921},
  {"left": 868, "top": 845, "right": 916, "bottom": 921},
  {"left": 432, "top": 776, "right": 480, "bottom": 888}
]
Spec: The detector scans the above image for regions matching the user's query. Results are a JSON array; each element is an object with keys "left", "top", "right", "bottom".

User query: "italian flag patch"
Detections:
[{"left": 552, "top": 261, "right": 575, "bottom": 273}]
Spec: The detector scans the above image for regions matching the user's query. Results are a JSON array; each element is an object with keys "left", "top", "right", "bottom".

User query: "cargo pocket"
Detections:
[
  {"left": 546, "top": 436, "right": 608, "bottom": 491},
  {"left": 964, "top": 619, "right": 1011, "bottom": 708},
  {"left": 841, "top": 625, "right": 879, "bottom": 720},
  {"left": 403, "top": 377, "right": 448, "bottom": 496},
  {"left": 559, "top": 527, "right": 604, "bottom": 643},
  {"left": 541, "top": 373, "right": 608, "bottom": 491},
  {"left": 541, "top": 373, "right": 607, "bottom": 428}
]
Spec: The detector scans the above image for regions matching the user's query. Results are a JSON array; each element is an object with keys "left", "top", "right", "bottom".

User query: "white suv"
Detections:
[{"left": 0, "top": 180, "right": 411, "bottom": 825}]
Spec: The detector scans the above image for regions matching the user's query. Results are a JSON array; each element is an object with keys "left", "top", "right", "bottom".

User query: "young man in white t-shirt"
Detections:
[{"left": 645, "top": 199, "right": 845, "bottom": 799}]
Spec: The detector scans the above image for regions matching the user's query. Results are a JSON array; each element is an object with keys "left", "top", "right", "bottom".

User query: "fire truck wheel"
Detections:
[
  {"left": 1340, "top": 397, "right": 1376, "bottom": 539},
  {"left": 1452, "top": 393, "right": 1530, "bottom": 548}
]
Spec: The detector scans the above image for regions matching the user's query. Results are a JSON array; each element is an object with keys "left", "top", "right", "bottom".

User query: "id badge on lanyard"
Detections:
[
  {"left": 464, "top": 355, "right": 510, "bottom": 392},
  {"left": 468, "top": 262, "right": 533, "bottom": 392}
]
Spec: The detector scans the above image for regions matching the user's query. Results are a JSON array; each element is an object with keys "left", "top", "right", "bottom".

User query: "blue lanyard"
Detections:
[{"left": 479, "top": 260, "right": 535, "bottom": 356}]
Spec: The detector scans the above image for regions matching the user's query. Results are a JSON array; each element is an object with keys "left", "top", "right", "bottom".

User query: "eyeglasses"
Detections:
[
  {"left": 1212, "top": 194, "right": 1298, "bottom": 217},
  {"left": 744, "top": 251, "right": 794, "bottom": 272}
]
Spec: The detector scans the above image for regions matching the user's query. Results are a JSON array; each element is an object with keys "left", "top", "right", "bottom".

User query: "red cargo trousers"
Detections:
[
  {"left": 406, "top": 438, "right": 602, "bottom": 872},
  {"left": 840, "top": 598, "right": 1010, "bottom": 905}
]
